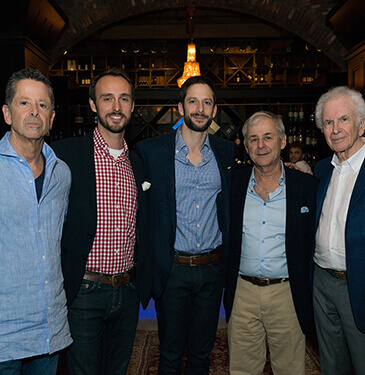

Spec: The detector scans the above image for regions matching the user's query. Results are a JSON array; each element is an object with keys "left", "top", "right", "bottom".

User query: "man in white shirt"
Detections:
[{"left": 313, "top": 86, "right": 365, "bottom": 375}]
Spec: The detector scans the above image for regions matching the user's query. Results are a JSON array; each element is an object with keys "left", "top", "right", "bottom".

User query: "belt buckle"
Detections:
[
  {"left": 189, "top": 255, "right": 200, "bottom": 266},
  {"left": 333, "top": 270, "right": 347, "bottom": 280},
  {"left": 111, "top": 273, "right": 127, "bottom": 287},
  {"left": 258, "top": 277, "right": 270, "bottom": 286}
]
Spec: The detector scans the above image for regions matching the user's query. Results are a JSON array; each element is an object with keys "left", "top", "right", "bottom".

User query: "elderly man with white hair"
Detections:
[{"left": 313, "top": 86, "right": 365, "bottom": 375}]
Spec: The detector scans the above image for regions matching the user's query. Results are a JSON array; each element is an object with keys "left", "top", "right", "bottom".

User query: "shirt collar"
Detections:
[
  {"left": 0, "top": 131, "right": 55, "bottom": 164},
  {"left": 331, "top": 142, "right": 365, "bottom": 173},
  {"left": 93, "top": 127, "right": 129, "bottom": 159},
  {"left": 249, "top": 160, "right": 285, "bottom": 189},
  {"left": 175, "top": 129, "right": 210, "bottom": 154}
]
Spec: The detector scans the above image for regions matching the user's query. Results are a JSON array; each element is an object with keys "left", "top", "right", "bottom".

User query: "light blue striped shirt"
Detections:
[
  {"left": 174, "top": 130, "right": 222, "bottom": 253},
  {"left": 239, "top": 164, "right": 288, "bottom": 278},
  {"left": 0, "top": 132, "right": 72, "bottom": 362}
]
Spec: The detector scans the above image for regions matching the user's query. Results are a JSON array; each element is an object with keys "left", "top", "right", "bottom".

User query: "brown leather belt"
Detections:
[
  {"left": 240, "top": 274, "right": 289, "bottom": 287},
  {"left": 175, "top": 248, "right": 223, "bottom": 266},
  {"left": 83, "top": 267, "right": 136, "bottom": 288},
  {"left": 323, "top": 268, "right": 347, "bottom": 280}
]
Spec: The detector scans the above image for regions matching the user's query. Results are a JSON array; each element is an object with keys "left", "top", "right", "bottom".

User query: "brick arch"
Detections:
[{"left": 51, "top": 0, "right": 345, "bottom": 69}]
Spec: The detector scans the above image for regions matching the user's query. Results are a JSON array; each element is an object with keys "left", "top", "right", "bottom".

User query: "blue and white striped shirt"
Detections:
[{"left": 174, "top": 130, "right": 222, "bottom": 254}]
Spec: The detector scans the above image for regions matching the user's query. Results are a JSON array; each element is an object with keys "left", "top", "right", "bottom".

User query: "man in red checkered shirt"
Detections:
[{"left": 53, "top": 68, "right": 152, "bottom": 375}]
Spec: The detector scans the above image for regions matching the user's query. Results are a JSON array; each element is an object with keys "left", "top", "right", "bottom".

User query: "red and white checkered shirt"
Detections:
[{"left": 86, "top": 128, "right": 137, "bottom": 274}]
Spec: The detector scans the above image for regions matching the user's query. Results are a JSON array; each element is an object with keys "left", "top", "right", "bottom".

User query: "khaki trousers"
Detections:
[{"left": 228, "top": 276, "right": 305, "bottom": 375}]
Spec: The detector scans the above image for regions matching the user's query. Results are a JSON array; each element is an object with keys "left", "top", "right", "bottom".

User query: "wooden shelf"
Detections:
[{"left": 49, "top": 51, "right": 333, "bottom": 89}]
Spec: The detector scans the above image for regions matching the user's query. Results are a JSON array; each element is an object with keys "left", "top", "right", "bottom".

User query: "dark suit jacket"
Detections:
[
  {"left": 315, "top": 156, "right": 365, "bottom": 333},
  {"left": 224, "top": 166, "right": 318, "bottom": 335},
  {"left": 52, "top": 131, "right": 152, "bottom": 308},
  {"left": 136, "top": 130, "right": 235, "bottom": 299}
]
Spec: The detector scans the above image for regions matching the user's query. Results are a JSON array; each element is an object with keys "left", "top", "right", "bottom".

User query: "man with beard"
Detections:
[
  {"left": 136, "top": 76, "right": 234, "bottom": 374},
  {"left": 52, "top": 68, "right": 152, "bottom": 375}
]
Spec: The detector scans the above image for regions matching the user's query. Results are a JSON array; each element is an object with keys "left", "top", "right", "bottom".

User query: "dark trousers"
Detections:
[
  {"left": 66, "top": 277, "right": 140, "bottom": 375},
  {"left": 155, "top": 256, "right": 224, "bottom": 375},
  {"left": 0, "top": 353, "right": 58, "bottom": 375},
  {"left": 313, "top": 264, "right": 365, "bottom": 375}
]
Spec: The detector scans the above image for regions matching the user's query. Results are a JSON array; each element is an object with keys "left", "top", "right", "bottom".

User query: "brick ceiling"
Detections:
[
  {"left": 47, "top": 0, "right": 349, "bottom": 68},
  {"left": 3, "top": 0, "right": 361, "bottom": 70}
]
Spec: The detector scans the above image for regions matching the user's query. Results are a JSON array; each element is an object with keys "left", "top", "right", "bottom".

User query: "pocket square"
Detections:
[
  {"left": 300, "top": 206, "right": 309, "bottom": 213},
  {"left": 142, "top": 181, "right": 151, "bottom": 191}
]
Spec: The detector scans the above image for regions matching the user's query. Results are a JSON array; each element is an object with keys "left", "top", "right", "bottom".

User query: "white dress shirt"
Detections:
[{"left": 314, "top": 143, "right": 365, "bottom": 271}]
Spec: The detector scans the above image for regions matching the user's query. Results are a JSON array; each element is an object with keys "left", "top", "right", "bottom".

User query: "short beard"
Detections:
[
  {"left": 184, "top": 113, "right": 213, "bottom": 133},
  {"left": 96, "top": 109, "right": 130, "bottom": 134}
]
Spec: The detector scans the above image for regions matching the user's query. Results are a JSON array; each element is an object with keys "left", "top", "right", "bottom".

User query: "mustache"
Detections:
[
  {"left": 107, "top": 111, "right": 126, "bottom": 118},
  {"left": 191, "top": 112, "right": 208, "bottom": 118}
]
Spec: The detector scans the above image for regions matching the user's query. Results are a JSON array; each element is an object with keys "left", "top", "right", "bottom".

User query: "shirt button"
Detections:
[
  {"left": 197, "top": 224, "right": 200, "bottom": 228},
  {"left": 115, "top": 227, "right": 120, "bottom": 232},
  {"left": 196, "top": 185, "right": 199, "bottom": 189},
  {"left": 46, "top": 339, "right": 49, "bottom": 342},
  {"left": 42, "top": 255, "right": 45, "bottom": 260},
  {"left": 29, "top": 180, "right": 33, "bottom": 183},
  {"left": 47, "top": 306, "right": 50, "bottom": 310},
  {"left": 39, "top": 229, "right": 41, "bottom": 233},
  {"left": 196, "top": 205, "right": 199, "bottom": 208},
  {"left": 197, "top": 244, "right": 200, "bottom": 247},
  {"left": 262, "top": 221, "right": 265, "bottom": 224},
  {"left": 45, "top": 280, "right": 48, "bottom": 284}
]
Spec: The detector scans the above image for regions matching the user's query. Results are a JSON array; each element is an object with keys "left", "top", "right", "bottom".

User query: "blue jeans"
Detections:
[
  {"left": 0, "top": 353, "right": 58, "bottom": 375},
  {"left": 155, "top": 255, "right": 224, "bottom": 375},
  {"left": 313, "top": 264, "right": 365, "bottom": 375},
  {"left": 66, "top": 277, "right": 140, "bottom": 375}
]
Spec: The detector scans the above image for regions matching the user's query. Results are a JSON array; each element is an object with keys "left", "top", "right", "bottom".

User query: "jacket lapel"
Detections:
[
  {"left": 347, "top": 158, "right": 365, "bottom": 216},
  {"left": 232, "top": 168, "right": 251, "bottom": 239},
  {"left": 315, "top": 161, "right": 333, "bottom": 227},
  {"left": 285, "top": 167, "right": 297, "bottom": 248},
  {"left": 82, "top": 132, "right": 97, "bottom": 216},
  {"left": 209, "top": 134, "right": 232, "bottom": 192}
]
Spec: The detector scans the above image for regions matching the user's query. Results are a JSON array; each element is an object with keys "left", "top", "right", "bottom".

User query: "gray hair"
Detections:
[
  {"left": 242, "top": 111, "right": 285, "bottom": 144},
  {"left": 315, "top": 86, "right": 365, "bottom": 130},
  {"left": 5, "top": 69, "right": 55, "bottom": 110}
]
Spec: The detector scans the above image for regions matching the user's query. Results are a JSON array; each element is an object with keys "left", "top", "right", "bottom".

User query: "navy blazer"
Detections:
[
  {"left": 315, "top": 156, "right": 365, "bottom": 333},
  {"left": 52, "top": 131, "right": 152, "bottom": 308},
  {"left": 136, "top": 130, "right": 235, "bottom": 299},
  {"left": 224, "top": 166, "right": 318, "bottom": 335}
]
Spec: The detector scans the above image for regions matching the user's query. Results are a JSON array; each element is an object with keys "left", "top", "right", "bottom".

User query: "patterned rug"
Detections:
[{"left": 127, "top": 329, "right": 320, "bottom": 374}]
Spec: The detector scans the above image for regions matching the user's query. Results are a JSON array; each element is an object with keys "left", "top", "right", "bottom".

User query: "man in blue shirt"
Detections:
[
  {"left": 224, "top": 111, "right": 318, "bottom": 375},
  {"left": 136, "top": 76, "right": 234, "bottom": 374},
  {"left": 0, "top": 69, "right": 72, "bottom": 374}
]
